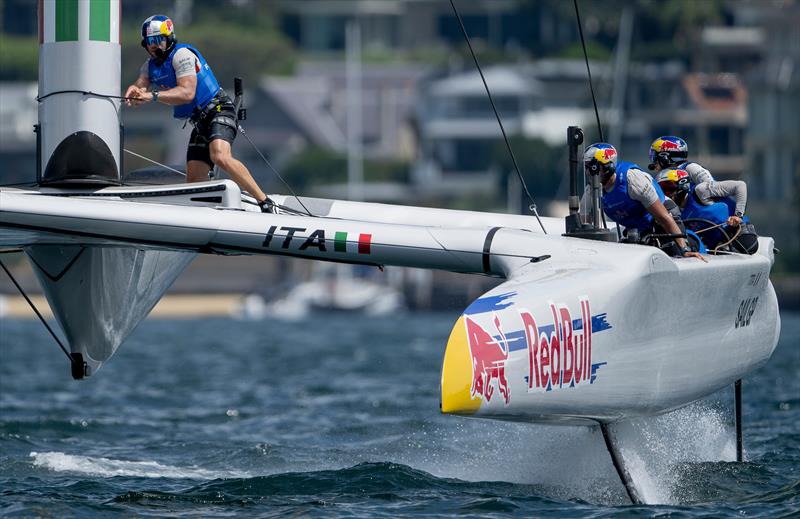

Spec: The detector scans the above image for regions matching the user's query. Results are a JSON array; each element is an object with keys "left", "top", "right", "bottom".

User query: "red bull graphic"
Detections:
[
  {"left": 465, "top": 315, "right": 510, "bottom": 405},
  {"left": 522, "top": 298, "right": 599, "bottom": 392},
  {"left": 657, "top": 139, "right": 680, "bottom": 151},
  {"left": 593, "top": 147, "right": 617, "bottom": 164},
  {"left": 462, "top": 293, "right": 611, "bottom": 405}
]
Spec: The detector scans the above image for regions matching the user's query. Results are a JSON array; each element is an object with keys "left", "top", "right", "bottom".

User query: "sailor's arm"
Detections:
[
  {"left": 683, "top": 162, "right": 714, "bottom": 185},
  {"left": 627, "top": 169, "right": 703, "bottom": 260},
  {"left": 694, "top": 179, "right": 748, "bottom": 226},
  {"left": 136, "top": 75, "right": 197, "bottom": 105},
  {"left": 128, "top": 48, "right": 198, "bottom": 106},
  {"left": 124, "top": 62, "right": 151, "bottom": 106},
  {"left": 646, "top": 201, "right": 705, "bottom": 260}
]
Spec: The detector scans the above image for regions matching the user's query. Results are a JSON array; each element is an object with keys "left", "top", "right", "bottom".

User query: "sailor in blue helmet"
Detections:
[
  {"left": 582, "top": 143, "right": 704, "bottom": 260},
  {"left": 648, "top": 136, "right": 715, "bottom": 186},
  {"left": 657, "top": 168, "right": 757, "bottom": 254},
  {"left": 124, "top": 15, "right": 273, "bottom": 212}
]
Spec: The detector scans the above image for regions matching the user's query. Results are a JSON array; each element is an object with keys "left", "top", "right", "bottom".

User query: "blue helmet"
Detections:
[
  {"left": 648, "top": 136, "right": 688, "bottom": 170},
  {"left": 140, "top": 15, "right": 176, "bottom": 59}
]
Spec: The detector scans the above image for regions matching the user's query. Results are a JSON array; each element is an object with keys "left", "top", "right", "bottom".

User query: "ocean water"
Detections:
[{"left": 1, "top": 311, "right": 798, "bottom": 518}]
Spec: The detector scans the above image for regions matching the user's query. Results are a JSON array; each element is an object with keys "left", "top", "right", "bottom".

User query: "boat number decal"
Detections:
[
  {"left": 735, "top": 296, "right": 758, "bottom": 329},
  {"left": 748, "top": 272, "right": 764, "bottom": 287},
  {"left": 262, "top": 226, "right": 372, "bottom": 254}
]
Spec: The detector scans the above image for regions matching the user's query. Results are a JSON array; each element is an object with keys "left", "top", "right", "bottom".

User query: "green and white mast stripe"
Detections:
[{"left": 41, "top": 0, "right": 120, "bottom": 44}]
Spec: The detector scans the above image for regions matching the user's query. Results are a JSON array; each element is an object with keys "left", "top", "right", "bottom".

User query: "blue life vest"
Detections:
[
  {"left": 681, "top": 185, "right": 732, "bottom": 248},
  {"left": 147, "top": 43, "right": 221, "bottom": 119},
  {"left": 601, "top": 162, "right": 665, "bottom": 232}
]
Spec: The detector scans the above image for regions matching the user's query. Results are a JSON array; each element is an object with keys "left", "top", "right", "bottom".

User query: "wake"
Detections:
[{"left": 29, "top": 451, "right": 249, "bottom": 480}]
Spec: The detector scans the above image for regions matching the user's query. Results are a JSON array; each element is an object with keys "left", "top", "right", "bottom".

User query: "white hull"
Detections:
[
  {"left": 441, "top": 235, "right": 780, "bottom": 423},
  {"left": 0, "top": 182, "right": 781, "bottom": 423}
]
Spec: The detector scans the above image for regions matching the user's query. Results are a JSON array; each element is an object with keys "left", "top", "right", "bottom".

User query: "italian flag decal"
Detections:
[
  {"left": 335, "top": 232, "right": 372, "bottom": 254},
  {"left": 40, "top": 0, "right": 121, "bottom": 44}
]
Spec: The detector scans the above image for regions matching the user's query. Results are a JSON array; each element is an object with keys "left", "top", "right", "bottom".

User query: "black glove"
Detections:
[{"left": 259, "top": 198, "right": 275, "bottom": 214}]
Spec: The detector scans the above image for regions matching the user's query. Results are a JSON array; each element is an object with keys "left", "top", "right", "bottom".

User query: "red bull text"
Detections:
[{"left": 522, "top": 298, "right": 594, "bottom": 392}]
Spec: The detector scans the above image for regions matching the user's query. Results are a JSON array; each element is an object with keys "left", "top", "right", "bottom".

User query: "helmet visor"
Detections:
[{"left": 145, "top": 35, "right": 165, "bottom": 47}]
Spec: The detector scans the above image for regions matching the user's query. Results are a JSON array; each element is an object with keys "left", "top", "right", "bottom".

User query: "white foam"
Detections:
[
  {"left": 390, "top": 399, "right": 735, "bottom": 505},
  {"left": 30, "top": 451, "right": 248, "bottom": 480},
  {"left": 609, "top": 400, "right": 735, "bottom": 504}
]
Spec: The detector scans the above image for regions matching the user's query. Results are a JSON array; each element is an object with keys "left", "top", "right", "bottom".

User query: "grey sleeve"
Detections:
[
  {"left": 693, "top": 180, "right": 748, "bottom": 215},
  {"left": 683, "top": 162, "right": 714, "bottom": 185},
  {"left": 172, "top": 47, "right": 198, "bottom": 78},
  {"left": 626, "top": 169, "right": 660, "bottom": 208}
]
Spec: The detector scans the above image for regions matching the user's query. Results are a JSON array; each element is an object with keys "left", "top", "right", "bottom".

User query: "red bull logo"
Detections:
[
  {"left": 459, "top": 295, "right": 610, "bottom": 407},
  {"left": 593, "top": 147, "right": 616, "bottom": 164},
  {"left": 657, "top": 139, "right": 680, "bottom": 151},
  {"left": 465, "top": 314, "right": 510, "bottom": 405}
]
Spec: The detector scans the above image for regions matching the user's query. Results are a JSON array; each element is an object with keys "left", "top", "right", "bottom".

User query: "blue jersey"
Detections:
[
  {"left": 601, "top": 162, "right": 665, "bottom": 232},
  {"left": 681, "top": 185, "right": 733, "bottom": 248},
  {"left": 148, "top": 43, "right": 221, "bottom": 119}
]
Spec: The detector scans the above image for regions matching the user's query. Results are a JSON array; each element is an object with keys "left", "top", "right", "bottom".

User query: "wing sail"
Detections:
[{"left": 1, "top": 189, "right": 567, "bottom": 277}]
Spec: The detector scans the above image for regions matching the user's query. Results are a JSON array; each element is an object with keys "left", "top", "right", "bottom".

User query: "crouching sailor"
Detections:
[
  {"left": 656, "top": 168, "right": 758, "bottom": 254},
  {"left": 124, "top": 15, "right": 274, "bottom": 213},
  {"left": 647, "top": 135, "right": 715, "bottom": 185},
  {"left": 581, "top": 143, "right": 704, "bottom": 260}
]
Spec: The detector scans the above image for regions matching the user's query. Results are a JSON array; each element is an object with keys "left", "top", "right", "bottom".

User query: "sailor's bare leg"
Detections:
[
  {"left": 186, "top": 160, "right": 212, "bottom": 183},
  {"left": 209, "top": 139, "right": 267, "bottom": 203}
]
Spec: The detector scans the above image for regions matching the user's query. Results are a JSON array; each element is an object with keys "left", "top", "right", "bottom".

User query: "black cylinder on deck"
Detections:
[{"left": 41, "top": 131, "right": 120, "bottom": 186}]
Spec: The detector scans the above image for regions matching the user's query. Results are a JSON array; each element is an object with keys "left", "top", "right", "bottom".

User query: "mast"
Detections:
[{"left": 38, "top": 0, "right": 122, "bottom": 185}]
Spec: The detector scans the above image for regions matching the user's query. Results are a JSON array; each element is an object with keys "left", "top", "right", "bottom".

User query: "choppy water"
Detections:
[{"left": 1, "top": 311, "right": 798, "bottom": 517}]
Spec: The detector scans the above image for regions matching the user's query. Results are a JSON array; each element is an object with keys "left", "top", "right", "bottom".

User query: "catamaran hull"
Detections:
[{"left": 441, "top": 236, "right": 780, "bottom": 424}]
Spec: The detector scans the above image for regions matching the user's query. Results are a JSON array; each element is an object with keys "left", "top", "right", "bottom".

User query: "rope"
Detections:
[
  {"left": 123, "top": 149, "right": 186, "bottom": 176},
  {"left": 36, "top": 89, "right": 134, "bottom": 102},
  {"left": 712, "top": 225, "right": 742, "bottom": 254},
  {"left": 449, "top": 0, "right": 547, "bottom": 234},
  {"left": 574, "top": 0, "right": 604, "bottom": 142},
  {"left": 0, "top": 258, "right": 72, "bottom": 362},
  {"left": 693, "top": 222, "right": 726, "bottom": 234},
  {"left": 237, "top": 124, "right": 315, "bottom": 217}
]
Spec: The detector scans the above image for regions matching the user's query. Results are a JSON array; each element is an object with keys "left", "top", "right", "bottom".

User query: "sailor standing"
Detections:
[
  {"left": 124, "top": 15, "right": 273, "bottom": 213},
  {"left": 581, "top": 143, "right": 704, "bottom": 260}
]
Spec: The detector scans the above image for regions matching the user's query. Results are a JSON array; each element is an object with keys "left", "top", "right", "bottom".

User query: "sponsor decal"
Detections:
[
  {"left": 735, "top": 296, "right": 758, "bottom": 329},
  {"left": 463, "top": 295, "right": 610, "bottom": 405},
  {"left": 262, "top": 226, "right": 372, "bottom": 254},
  {"left": 465, "top": 314, "right": 511, "bottom": 405},
  {"left": 658, "top": 139, "right": 680, "bottom": 151},
  {"left": 522, "top": 298, "right": 605, "bottom": 392}
]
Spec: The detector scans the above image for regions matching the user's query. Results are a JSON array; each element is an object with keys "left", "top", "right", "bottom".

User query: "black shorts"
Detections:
[{"left": 186, "top": 98, "right": 238, "bottom": 167}]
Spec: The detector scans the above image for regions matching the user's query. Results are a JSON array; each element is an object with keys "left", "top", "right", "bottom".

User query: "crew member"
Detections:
[
  {"left": 647, "top": 135, "right": 714, "bottom": 185},
  {"left": 656, "top": 168, "right": 757, "bottom": 253},
  {"left": 124, "top": 15, "right": 273, "bottom": 213},
  {"left": 582, "top": 143, "right": 704, "bottom": 260}
]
